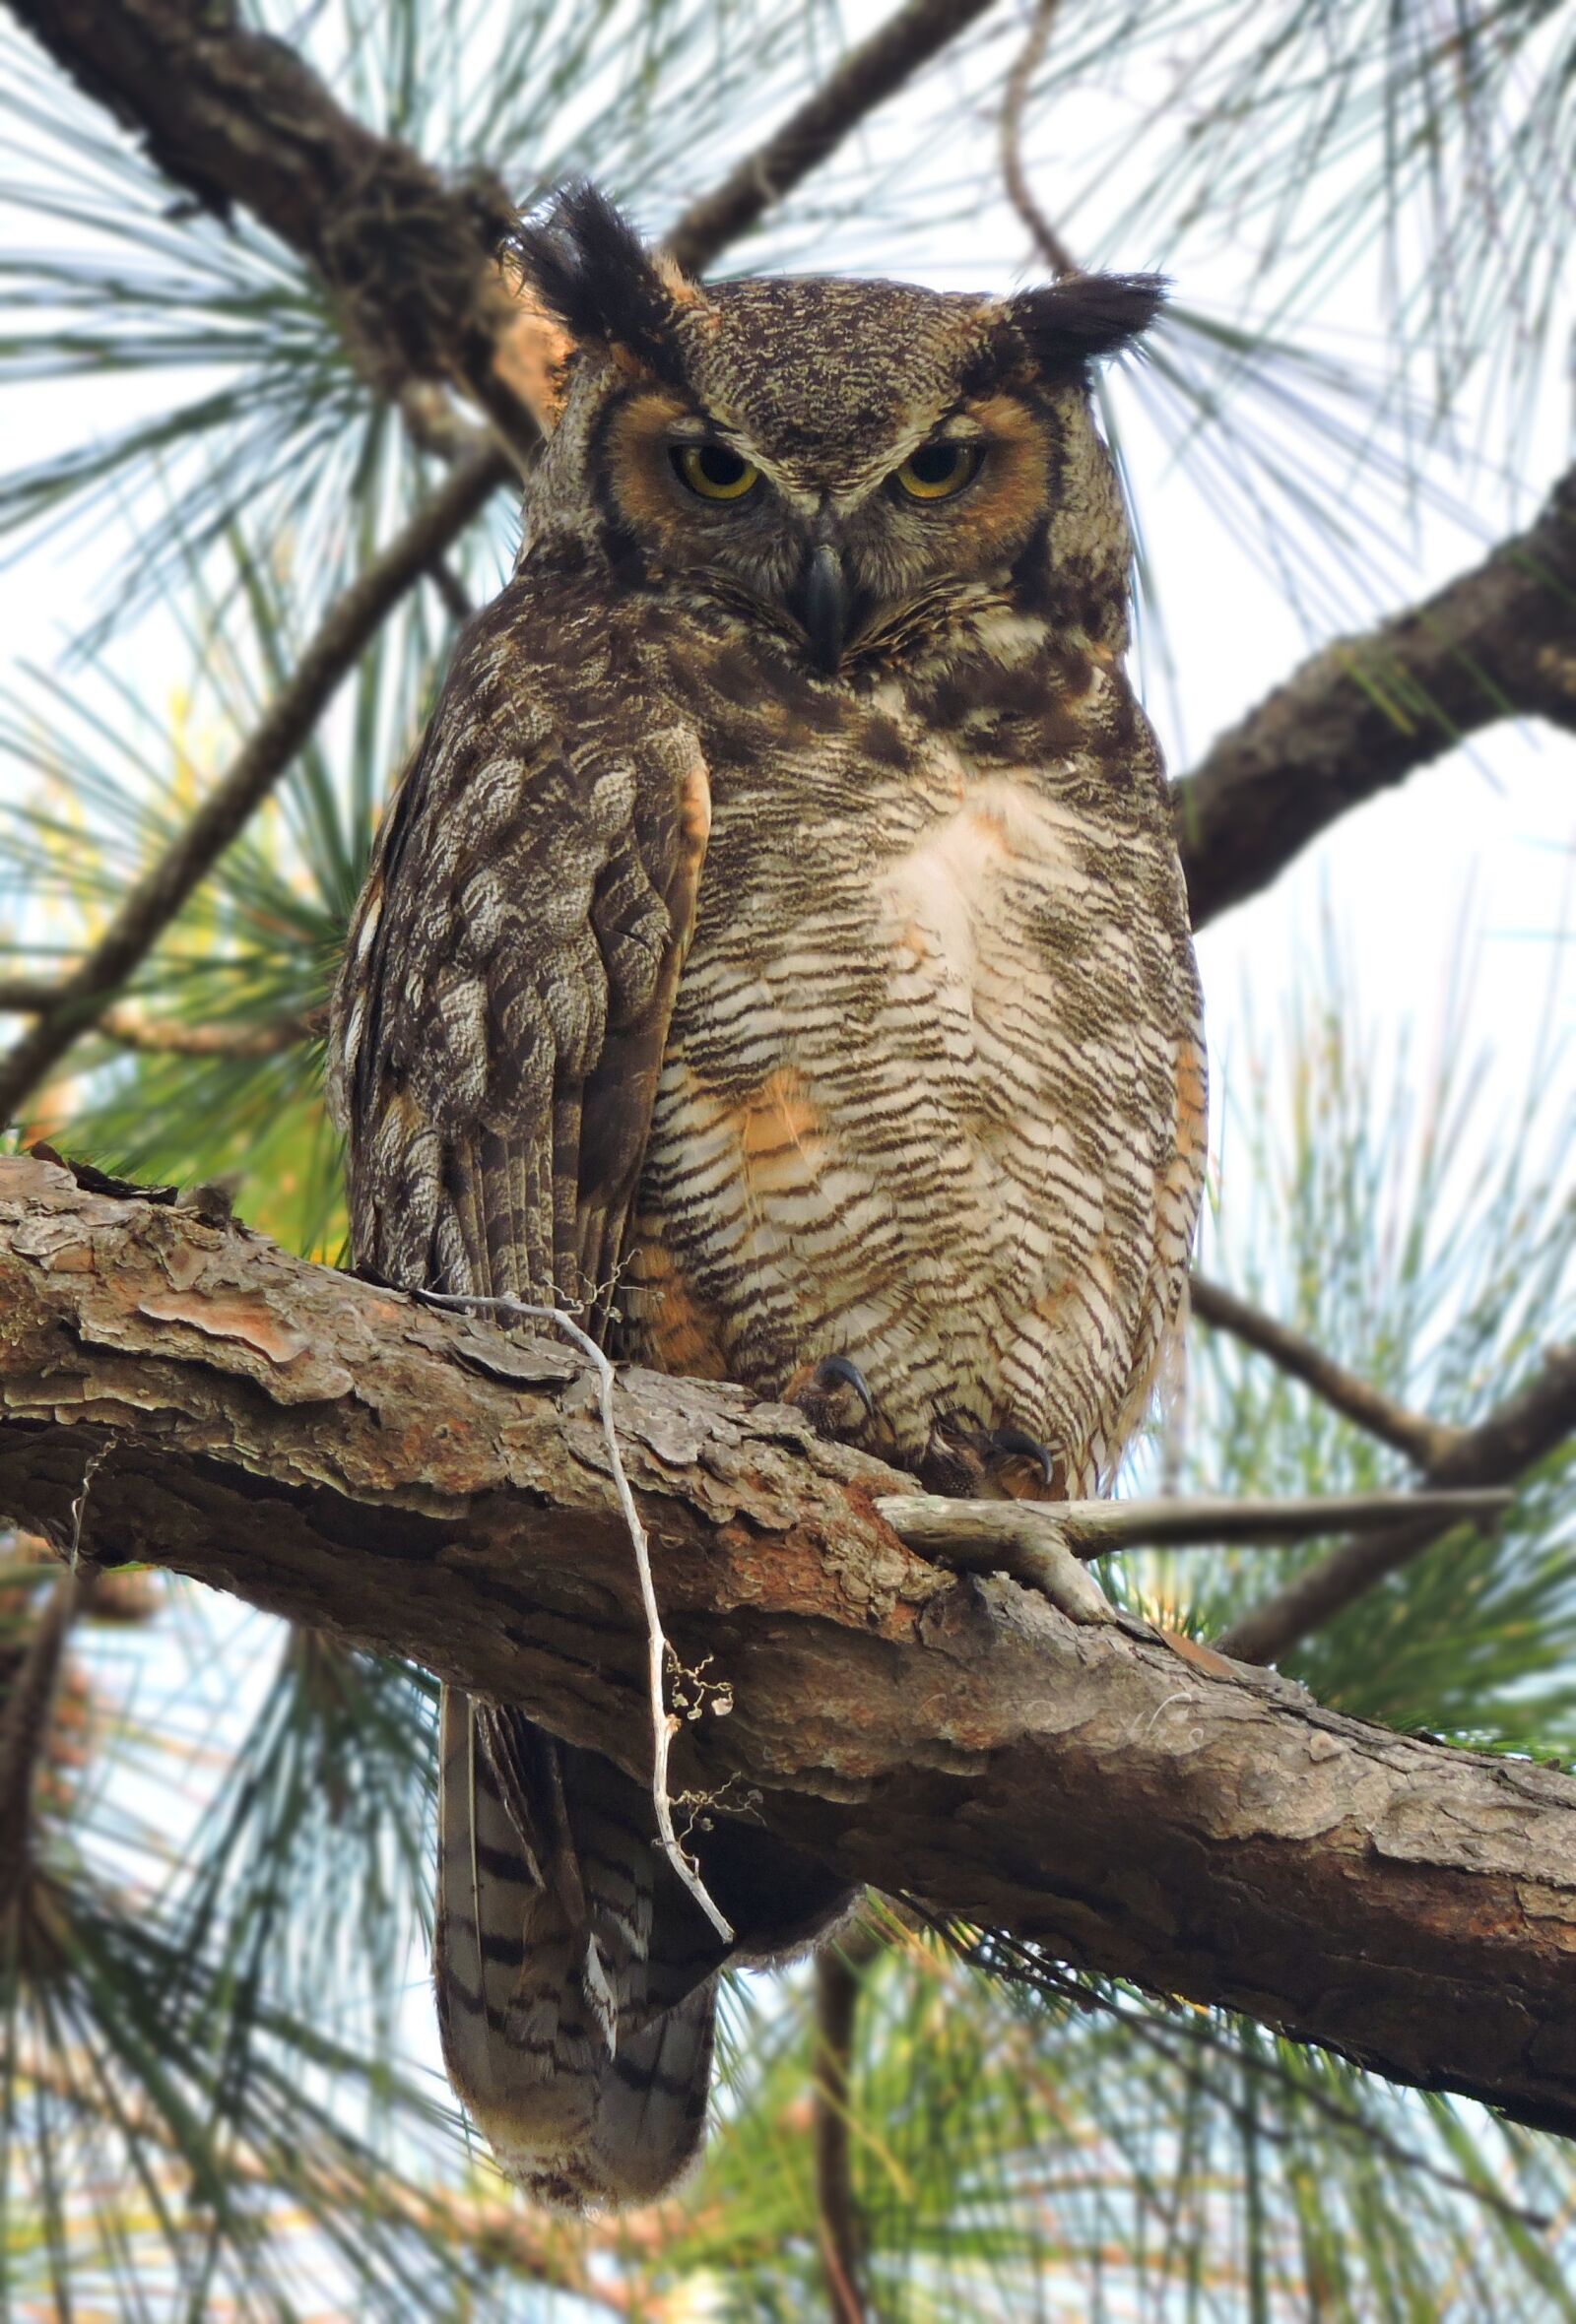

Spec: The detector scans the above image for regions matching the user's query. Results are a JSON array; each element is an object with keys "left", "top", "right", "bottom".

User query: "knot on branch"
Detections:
[{"left": 317, "top": 154, "right": 518, "bottom": 389}]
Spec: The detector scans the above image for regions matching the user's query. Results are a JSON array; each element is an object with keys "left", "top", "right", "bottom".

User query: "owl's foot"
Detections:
[
  {"left": 917, "top": 1414, "right": 1070, "bottom": 1503},
  {"left": 782, "top": 1354, "right": 879, "bottom": 1447},
  {"left": 907, "top": 1414, "right": 1117, "bottom": 1627}
]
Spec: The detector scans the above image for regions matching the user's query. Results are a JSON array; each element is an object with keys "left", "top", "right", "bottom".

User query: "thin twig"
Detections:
[
  {"left": 1189, "top": 1274, "right": 1457, "bottom": 1467},
  {"left": 999, "top": 0, "right": 1080, "bottom": 278},
  {"left": 0, "top": 992, "right": 316, "bottom": 1055},
  {"left": 107, "top": 1007, "right": 312, "bottom": 1058},
  {"left": 0, "top": 980, "right": 58, "bottom": 1013},
  {"left": 1218, "top": 1345, "right": 1576, "bottom": 1666},
  {"left": 0, "top": 442, "right": 508, "bottom": 1130},
  {"left": 65, "top": 1438, "right": 109, "bottom": 1574},
  {"left": 412, "top": 1289, "right": 733, "bottom": 1943},
  {"left": 879, "top": 1487, "right": 1513, "bottom": 1559}
]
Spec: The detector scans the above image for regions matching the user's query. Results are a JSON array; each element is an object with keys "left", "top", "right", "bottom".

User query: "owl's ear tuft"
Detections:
[
  {"left": 506, "top": 183, "right": 691, "bottom": 391},
  {"left": 1006, "top": 272, "right": 1167, "bottom": 384}
]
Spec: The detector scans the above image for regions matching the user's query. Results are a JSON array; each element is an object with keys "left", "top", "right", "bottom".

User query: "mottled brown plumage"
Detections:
[{"left": 328, "top": 185, "right": 1205, "bottom": 2209}]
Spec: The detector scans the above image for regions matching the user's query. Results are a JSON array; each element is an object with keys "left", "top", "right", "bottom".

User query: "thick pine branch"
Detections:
[
  {"left": 1177, "top": 467, "right": 1576, "bottom": 931},
  {"left": 5, "top": 1151, "right": 1576, "bottom": 2139}
]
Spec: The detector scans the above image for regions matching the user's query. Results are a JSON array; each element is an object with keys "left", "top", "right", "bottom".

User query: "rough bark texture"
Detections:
[
  {"left": 5, "top": 1152, "right": 1576, "bottom": 2138},
  {"left": 1176, "top": 466, "right": 1576, "bottom": 930}
]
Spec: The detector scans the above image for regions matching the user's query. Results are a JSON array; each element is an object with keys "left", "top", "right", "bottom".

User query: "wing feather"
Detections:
[
  {"left": 329, "top": 573, "right": 721, "bottom": 2207},
  {"left": 328, "top": 575, "right": 709, "bottom": 1323}
]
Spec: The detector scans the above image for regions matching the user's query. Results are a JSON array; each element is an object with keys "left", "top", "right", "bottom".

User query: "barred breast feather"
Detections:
[{"left": 626, "top": 619, "right": 1205, "bottom": 1497}]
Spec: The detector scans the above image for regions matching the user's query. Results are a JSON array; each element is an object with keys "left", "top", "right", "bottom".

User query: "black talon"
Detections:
[
  {"left": 991, "top": 1426, "right": 1057, "bottom": 1486},
  {"left": 814, "top": 1354, "right": 877, "bottom": 1416}
]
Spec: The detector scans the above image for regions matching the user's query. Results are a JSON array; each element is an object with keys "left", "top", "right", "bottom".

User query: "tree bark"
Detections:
[{"left": 4, "top": 1151, "right": 1576, "bottom": 2139}]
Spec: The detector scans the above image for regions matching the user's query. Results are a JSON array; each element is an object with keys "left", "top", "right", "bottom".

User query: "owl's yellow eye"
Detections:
[
  {"left": 893, "top": 440, "right": 982, "bottom": 501},
  {"left": 674, "top": 443, "right": 760, "bottom": 501}
]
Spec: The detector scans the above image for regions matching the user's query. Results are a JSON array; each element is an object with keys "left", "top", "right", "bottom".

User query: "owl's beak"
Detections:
[{"left": 792, "top": 541, "right": 851, "bottom": 677}]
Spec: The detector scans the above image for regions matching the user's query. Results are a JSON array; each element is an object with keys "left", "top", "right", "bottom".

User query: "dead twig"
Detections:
[
  {"left": 414, "top": 1288, "right": 733, "bottom": 1943},
  {"left": 999, "top": 0, "right": 1080, "bottom": 277}
]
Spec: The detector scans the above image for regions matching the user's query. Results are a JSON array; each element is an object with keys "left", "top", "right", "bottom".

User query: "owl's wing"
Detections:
[
  {"left": 327, "top": 573, "right": 710, "bottom": 1324},
  {"left": 327, "top": 578, "right": 720, "bottom": 2207}
]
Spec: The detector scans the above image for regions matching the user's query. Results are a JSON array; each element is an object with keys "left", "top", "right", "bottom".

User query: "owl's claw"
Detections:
[
  {"left": 988, "top": 1426, "right": 1057, "bottom": 1487},
  {"left": 918, "top": 1414, "right": 1067, "bottom": 1501},
  {"left": 784, "top": 1353, "right": 879, "bottom": 1445},
  {"left": 813, "top": 1354, "right": 876, "bottom": 1415}
]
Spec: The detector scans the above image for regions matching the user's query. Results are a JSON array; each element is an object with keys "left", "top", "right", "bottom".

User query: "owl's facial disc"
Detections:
[{"left": 601, "top": 383, "right": 1052, "bottom": 675}]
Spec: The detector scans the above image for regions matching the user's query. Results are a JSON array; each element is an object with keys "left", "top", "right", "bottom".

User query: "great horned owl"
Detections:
[{"left": 328, "top": 187, "right": 1205, "bottom": 2210}]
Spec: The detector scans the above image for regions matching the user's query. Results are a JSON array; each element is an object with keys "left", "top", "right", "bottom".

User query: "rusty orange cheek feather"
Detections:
[
  {"left": 490, "top": 281, "right": 576, "bottom": 429},
  {"left": 604, "top": 389, "right": 703, "bottom": 551},
  {"left": 952, "top": 394, "right": 1052, "bottom": 563}
]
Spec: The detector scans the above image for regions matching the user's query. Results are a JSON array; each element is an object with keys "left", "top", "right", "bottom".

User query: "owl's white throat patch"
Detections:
[{"left": 880, "top": 773, "right": 1084, "bottom": 995}]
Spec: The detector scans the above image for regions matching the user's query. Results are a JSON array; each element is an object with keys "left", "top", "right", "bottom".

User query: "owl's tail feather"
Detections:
[{"left": 434, "top": 1687, "right": 718, "bottom": 2210}]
